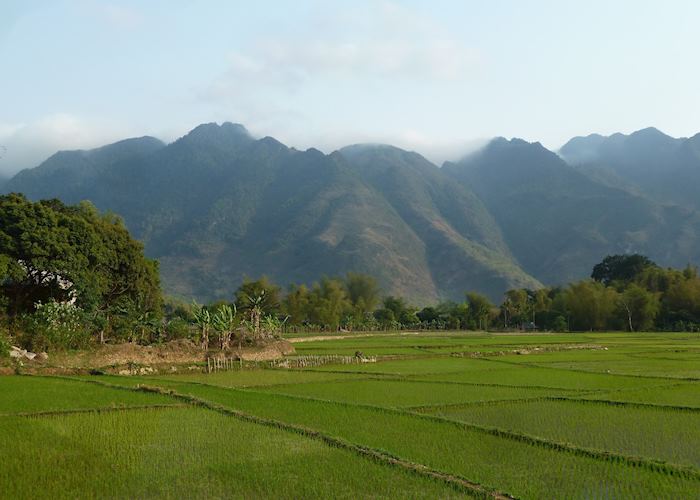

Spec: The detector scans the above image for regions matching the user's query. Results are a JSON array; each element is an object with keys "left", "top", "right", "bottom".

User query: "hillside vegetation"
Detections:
[{"left": 5, "top": 122, "right": 700, "bottom": 302}]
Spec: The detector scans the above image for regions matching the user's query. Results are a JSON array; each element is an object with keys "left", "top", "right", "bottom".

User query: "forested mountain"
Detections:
[
  {"left": 560, "top": 127, "right": 700, "bottom": 210},
  {"left": 3, "top": 123, "right": 540, "bottom": 302},
  {"left": 5, "top": 123, "right": 700, "bottom": 303},
  {"left": 444, "top": 137, "right": 700, "bottom": 286}
]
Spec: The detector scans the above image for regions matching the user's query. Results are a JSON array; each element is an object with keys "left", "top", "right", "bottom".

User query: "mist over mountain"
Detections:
[
  {"left": 444, "top": 137, "right": 700, "bottom": 285},
  {"left": 560, "top": 127, "right": 700, "bottom": 210},
  {"left": 5, "top": 122, "right": 700, "bottom": 303}
]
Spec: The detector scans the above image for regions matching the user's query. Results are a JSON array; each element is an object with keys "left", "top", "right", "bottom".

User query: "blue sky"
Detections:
[{"left": 1, "top": 0, "right": 699, "bottom": 174}]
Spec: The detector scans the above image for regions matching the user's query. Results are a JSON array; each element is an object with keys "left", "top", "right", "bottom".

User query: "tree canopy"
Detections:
[{"left": 0, "top": 194, "right": 161, "bottom": 346}]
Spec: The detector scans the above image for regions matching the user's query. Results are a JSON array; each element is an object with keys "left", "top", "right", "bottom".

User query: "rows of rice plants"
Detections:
[
  {"left": 584, "top": 382, "right": 700, "bottom": 408},
  {"left": 312, "top": 356, "right": 510, "bottom": 375},
  {"left": 258, "top": 379, "right": 572, "bottom": 407},
  {"left": 539, "top": 357, "right": 700, "bottom": 379},
  {"left": 97, "top": 379, "right": 699, "bottom": 498},
  {"left": 158, "top": 368, "right": 372, "bottom": 388},
  {"left": 0, "top": 407, "right": 461, "bottom": 499},
  {"left": 416, "top": 362, "right": 673, "bottom": 391},
  {"left": 0, "top": 376, "right": 174, "bottom": 414},
  {"left": 419, "top": 398, "right": 700, "bottom": 468},
  {"left": 4, "top": 332, "right": 698, "bottom": 498}
]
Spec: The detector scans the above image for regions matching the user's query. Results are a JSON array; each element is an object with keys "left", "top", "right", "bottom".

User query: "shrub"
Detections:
[
  {"left": 0, "top": 330, "right": 10, "bottom": 358},
  {"left": 21, "top": 300, "right": 92, "bottom": 351}
]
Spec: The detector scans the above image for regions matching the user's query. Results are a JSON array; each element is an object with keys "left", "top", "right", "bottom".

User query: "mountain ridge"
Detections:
[{"left": 4, "top": 122, "right": 700, "bottom": 304}]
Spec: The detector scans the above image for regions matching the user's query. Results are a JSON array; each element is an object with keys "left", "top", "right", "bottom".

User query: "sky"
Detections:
[{"left": 1, "top": 0, "right": 699, "bottom": 175}]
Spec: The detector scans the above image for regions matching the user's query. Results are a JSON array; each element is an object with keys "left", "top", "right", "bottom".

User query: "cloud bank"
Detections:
[{"left": 0, "top": 114, "right": 132, "bottom": 175}]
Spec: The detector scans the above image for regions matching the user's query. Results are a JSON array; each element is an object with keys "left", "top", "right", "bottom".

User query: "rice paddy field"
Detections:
[{"left": 2, "top": 332, "right": 699, "bottom": 499}]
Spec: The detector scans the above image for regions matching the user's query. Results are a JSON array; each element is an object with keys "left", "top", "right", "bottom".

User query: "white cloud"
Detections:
[
  {"left": 99, "top": 3, "right": 144, "bottom": 30},
  {"left": 0, "top": 114, "right": 133, "bottom": 175},
  {"left": 203, "top": 2, "right": 481, "bottom": 101}
]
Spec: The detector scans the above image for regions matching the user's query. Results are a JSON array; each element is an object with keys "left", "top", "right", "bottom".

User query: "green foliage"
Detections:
[
  {"left": 618, "top": 284, "right": 660, "bottom": 331},
  {"left": 344, "top": 272, "right": 381, "bottom": 318},
  {"left": 374, "top": 296, "right": 418, "bottom": 328},
  {"left": 234, "top": 276, "right": 281, "bottom": 316},
  {"left": 564, "top": 280, "right": 619, "bottom": 331},
  {"left": 592, "top": 254, "right": 657, "bottom": 286},
  {"left": 0, "top": 329, "right": 10, "bottom": 358},
  {"left": 0, "top": 194, "right": 162, "bottom": 348},
  {"left": 466, "top": 292, "right": 493, "bottom": 330},
  {"left": 21, "top": 300, "right": 91, "bottom": 351},
  {"left": 211, "top": 304, "right": 238, "bottom": 349}
]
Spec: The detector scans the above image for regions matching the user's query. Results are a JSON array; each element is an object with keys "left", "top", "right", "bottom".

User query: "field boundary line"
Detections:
[
  {"left": 550, "top": 396, "right": 700, "bottom": 413},
  {"left": 406, "top": 397, "right": 556, "bottom": 412},
  {"left": 1, "top": 403, "right": 188, "bottom": 418},
  {"left": 253, "top": 375, "right": 581, "bottom": 394},
  {"left": 482, "top": 357, "right": 700, "bottom": 382},
  {"left": 408, "top": 395, "right": 700, "bottom": 413}
]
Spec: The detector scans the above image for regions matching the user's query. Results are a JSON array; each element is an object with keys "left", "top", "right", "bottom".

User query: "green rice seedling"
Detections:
[
  {"left": 259, "top": 379, "right": 572, "bottom": 407},
  {"left": 0, "top": 376, "right": 173, "bottom": 414},
  {"left": 0, "top": 408, "right": 464, "bottom": 499},
  {"left": 417, "top": 364, "right": 671, "bottom": 391},
  {"left": 585, "top": 382, "right": 700, "bottom": 408},
  {"left": 421, "top": 398, "right": 700, "bottom": 468},
  {"left": 312, "top": 356, "right": 509, "bottom": 375},
  {"left": 109, "top": 381, "right": 700, "bottom": 499},
  {"left": 157, "top": 368, "right": 371, "bottom": 388}
]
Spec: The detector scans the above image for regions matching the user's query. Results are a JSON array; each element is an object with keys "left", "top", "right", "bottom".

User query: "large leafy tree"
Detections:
[
  {"left": 0, "top": 194, "right": 161, "bottom": 336},
  {"left": 591, "top": 254, "right": 657, "bottom": 286}
]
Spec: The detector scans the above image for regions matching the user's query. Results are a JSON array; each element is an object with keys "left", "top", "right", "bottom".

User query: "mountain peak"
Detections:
[{"left": 180, "top": 122, "right": 253, "bottom": 146}]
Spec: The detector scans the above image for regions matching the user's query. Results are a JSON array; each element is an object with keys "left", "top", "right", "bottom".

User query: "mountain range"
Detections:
[{"left": 4, "top": 123, "right": 700, "bottom": 304}]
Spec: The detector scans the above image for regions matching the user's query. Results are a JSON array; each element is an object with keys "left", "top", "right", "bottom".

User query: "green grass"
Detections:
[
  {"left": 0, "top": 407, "right": 461, "bottom": 499},
  {"left": 421, "top": 399, "right": 700, "bottom": 468}
]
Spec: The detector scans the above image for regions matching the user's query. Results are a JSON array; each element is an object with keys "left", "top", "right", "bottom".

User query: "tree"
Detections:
[
  {"left": 344, "top": 272, "right": 381, "bottom": 318},
  {"left": 618, "top": 284, "right": 660, "bottom": 331},
  {"left": 377, "top": 296, "right": 418, "bottom": 327},
  {"left": 282, "top": 283, "right": 310, "bottom": 325},
  {"left": 591, "top": 254, "right": 657, "bottom": 286},
  {"left": 661, "top": 273, "right": 700, "bottom": 327},
  {"left": 563, "top": 280, "right": 619, "bottom": 331},
  {"left": 234, "top": 276, "right": 281, "bottom": 317},
  {"left": 0, "top": 194, "right": 161, "bottom": 343},
  {"left": 308, "top": 277, "right": 351, "bottom": 329},
  {"left": 466, "top": 292, "right": 492, "bottom": 331}
]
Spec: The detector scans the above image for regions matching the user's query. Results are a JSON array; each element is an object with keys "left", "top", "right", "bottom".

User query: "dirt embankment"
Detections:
[{"left": 1, "top": 339, "right": 295, "bottom": 375}]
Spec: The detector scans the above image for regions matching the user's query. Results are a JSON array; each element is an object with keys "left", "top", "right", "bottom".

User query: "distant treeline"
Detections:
[
  {"left": 3, "top": 194, "right": 700, "bottom": 354},
  {"left": 186, "top": 253, "right": 700, "bottom": 335}
]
